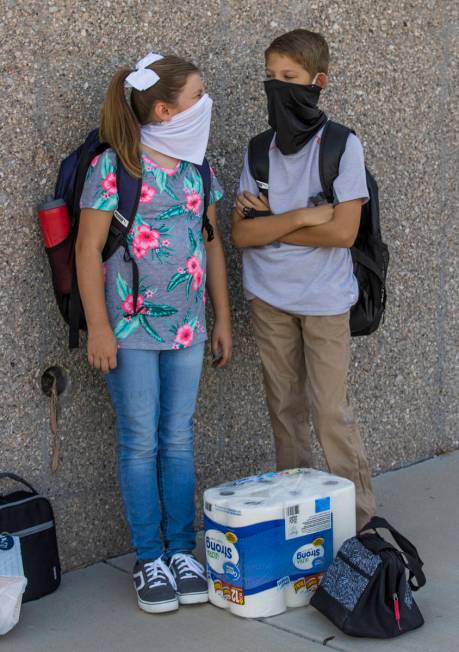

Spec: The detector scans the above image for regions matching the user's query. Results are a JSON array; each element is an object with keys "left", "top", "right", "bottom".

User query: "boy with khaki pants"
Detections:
[{"left": 232, "top": 29, "right": 375, "bottom": 530}]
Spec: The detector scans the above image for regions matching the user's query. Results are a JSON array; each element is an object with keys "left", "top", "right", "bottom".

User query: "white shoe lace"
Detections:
[
  {"left": 144, "top": 558, "right": 177, "bottom": 590},
  {"left": 170, "top": 553, "right": 207, "bottom": 581}
]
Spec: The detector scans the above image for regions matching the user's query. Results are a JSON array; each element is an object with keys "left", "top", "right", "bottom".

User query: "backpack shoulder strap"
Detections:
[
  {"left": 102, "top": 157, "right": 142, "bottom": 260},
  {"left": 319, "top": 121, "right": 353, "bottom": 203},
  {"left": 248, "top": 128, "right": 274, "bottom": 196},
  {"left": 195, "top": 158, "right": 214, "bottom": 242},
  {"left": 68, "top": 130, "right": 107, "bottom": 223}
]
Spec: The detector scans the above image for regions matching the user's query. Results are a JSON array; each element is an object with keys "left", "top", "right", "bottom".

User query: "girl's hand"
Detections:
[
  {"left": 236, "top": 191, "right": 270, "bottom": 216},
  {"left": 87, "top": 324, "right": 118, "bottom": 372},
  {"left": 211, "top": 319, "right": 232, "bottom": 368}
]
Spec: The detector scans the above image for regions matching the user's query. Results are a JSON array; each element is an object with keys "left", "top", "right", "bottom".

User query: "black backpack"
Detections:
[
  {"left": 47, "top": 129, "right": 214, "bottom": 348},
  {"left": 248, "top": 121, "right": 389, "bottom": 336},
  {"left": 310, "top": 517, "right": 426, "bottom": 638}
]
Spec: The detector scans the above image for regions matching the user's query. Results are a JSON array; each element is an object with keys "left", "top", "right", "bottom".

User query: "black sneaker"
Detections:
[
  {"left": 133, "top": 557, "right": 178, "bottom": 613},
  {"left": 169, "top": 553, "right": 208, "bottom": 605}
]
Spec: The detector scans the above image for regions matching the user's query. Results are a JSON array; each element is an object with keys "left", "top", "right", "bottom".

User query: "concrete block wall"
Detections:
[{"left": 0, "top": 0, "right": 456, "bottom": 569}]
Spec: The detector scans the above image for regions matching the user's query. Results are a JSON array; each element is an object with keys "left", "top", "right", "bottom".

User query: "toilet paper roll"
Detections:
[
  {"left": 285, "top": 572, "right": 324, "bottom": 608},
  {"left": 230, "top": 585, "right": 286, "bottom": 618},
  {"left": 329, "top": 483, "right": 356, "bottom": 554},
  {"left": 208, "top": 576, "right": 230, "bottom": 610}
]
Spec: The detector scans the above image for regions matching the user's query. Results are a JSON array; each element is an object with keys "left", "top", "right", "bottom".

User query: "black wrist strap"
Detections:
[
  {"left": 0, "top": 472, "right": 38, "bottom": 495},
  {"left": 244, "top": 208, "right": 271, "bottom": 219}
]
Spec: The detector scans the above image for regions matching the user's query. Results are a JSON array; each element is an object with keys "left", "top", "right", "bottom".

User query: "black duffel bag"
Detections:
[
  {"left": 0, "top": 472, "right": 61, "bottom": 602},
  {"left": 310, "top": 516, "right": 426, "bottom": 638}
]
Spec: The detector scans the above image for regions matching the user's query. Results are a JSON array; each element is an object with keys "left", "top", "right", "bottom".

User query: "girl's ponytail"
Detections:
[{"left": 100, "top": 68, "right": 141, "bottom": 178}]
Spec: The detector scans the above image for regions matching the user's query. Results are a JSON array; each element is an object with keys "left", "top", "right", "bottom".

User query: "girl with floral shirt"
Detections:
[{"left": 76, "top": 53, "right": 231, "bottom": 614}]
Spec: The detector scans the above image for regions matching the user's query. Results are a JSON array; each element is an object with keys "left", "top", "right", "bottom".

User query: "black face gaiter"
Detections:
[{"left": 264, "top": 79, "right": 327, "bottom": 155}]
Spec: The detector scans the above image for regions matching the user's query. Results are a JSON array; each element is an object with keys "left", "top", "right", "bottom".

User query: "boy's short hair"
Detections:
[{"left": 265, "top": 29, "right": 329, "bottom": 76}]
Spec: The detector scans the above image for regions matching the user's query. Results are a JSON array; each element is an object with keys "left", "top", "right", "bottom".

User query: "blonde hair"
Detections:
[
  {"left": 265, "top": 29, "right": 329, "bottom": 76},
  {"left": 100, "top": 55, "right": 200, "bottom": 177}
]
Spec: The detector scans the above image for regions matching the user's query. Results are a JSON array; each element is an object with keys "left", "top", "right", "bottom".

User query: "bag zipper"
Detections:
[
  {"left": 393, "top": 592, "right": 402, "bottom": 630},
  {"left": 0, "top": 495, "right": 45, "bottom": 511},
  {"left": 9, "top": 521, "right": 54, "bottom": 538}
]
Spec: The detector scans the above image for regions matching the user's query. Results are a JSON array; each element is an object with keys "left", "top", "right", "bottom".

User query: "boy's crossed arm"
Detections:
[
  {"left": 231, "top": 192, "right": 361, "bottom": 249},
  {"left": 231, "top": 191, "right": 333, "bottom": 248},
  {"left": 280, "top": 199, "right": 363, "bottom": 248}
]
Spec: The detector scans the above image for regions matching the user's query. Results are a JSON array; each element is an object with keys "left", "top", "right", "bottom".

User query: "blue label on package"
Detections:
[
  {"left": 204, "top": 512, "right": 333, "bottom": 596},
  {"left": 315, "top": 497, "right": 330, "bottom": 513}
]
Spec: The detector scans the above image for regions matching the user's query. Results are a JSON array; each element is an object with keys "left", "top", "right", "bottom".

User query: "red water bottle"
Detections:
[{"left": 38, "top": 198, "right": 70, "bottom": 248}]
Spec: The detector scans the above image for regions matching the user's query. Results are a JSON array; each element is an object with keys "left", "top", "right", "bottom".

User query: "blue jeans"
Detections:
[{"left": 106, "top": 344, "right": 205, "bottom": 561}]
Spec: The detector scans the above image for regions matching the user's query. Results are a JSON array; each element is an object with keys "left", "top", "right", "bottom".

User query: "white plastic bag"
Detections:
[
  {"left": 0, "top": 534, "right": 27, "bottom": 636},
  {"left": 0, "top": 575, "right": 28, "bottom": 635}
]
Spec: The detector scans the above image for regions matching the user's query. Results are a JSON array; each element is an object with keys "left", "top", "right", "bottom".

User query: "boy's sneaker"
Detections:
[
  {"left": 133, "top": 557, "right": 179, "bottom": 614},
  {"left": 169, "top": 553, "right": 209, "bottom": 605}
]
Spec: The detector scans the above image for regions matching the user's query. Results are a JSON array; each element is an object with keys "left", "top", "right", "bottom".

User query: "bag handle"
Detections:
[
  {"left": 361, "top": 516, "right": 426, "bottom": 590},
  {"left": 401, "top": 549, "right": 426, "bottom": 591},
  {"left": 0, "top": 472, "right": 38, "bottom": 496}
]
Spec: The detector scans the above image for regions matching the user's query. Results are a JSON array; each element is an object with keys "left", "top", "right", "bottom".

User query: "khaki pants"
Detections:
[{"left": 249, "top": 297, "right": 375, "bottom": 530}]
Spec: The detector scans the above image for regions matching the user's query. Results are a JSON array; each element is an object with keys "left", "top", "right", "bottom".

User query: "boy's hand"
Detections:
[
  {"left": 310, "top": 203, "right": 334, "bottom": 225},
  {"left": 236, "top": 191, "right": 270, "bottom": 216},
  {"left": 87, "top": 325, "right": 118, "bottom": 372}
]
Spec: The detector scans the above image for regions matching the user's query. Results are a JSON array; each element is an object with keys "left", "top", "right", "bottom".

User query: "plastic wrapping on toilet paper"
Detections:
[
  {"left": 0, "top": 534, "right": 27, "bottom": 635},
  {"left": 203, "top": 468, "right": 355, "bottom": 618}
]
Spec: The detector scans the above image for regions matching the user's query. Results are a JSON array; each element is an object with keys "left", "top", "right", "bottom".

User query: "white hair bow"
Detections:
[{"left": 125, "top": 52, "right": 164, "bottom": 91}]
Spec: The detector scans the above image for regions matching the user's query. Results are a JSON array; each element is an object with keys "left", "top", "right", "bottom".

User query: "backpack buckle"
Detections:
[
  {"left": 113, "top": 209, "right": 129, "bottom": 228},
  {"left": 256, "top": 180, "right": 269, "bottom": 191}
]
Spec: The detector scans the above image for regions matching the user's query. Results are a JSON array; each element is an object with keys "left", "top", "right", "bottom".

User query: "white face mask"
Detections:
[{"left": 140, "top": 93, "right": 213, "bottom": 166}]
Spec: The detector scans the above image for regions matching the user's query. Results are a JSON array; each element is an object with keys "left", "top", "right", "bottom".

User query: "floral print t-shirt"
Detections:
[{"left": 80, "top": 149, "right": 223, "bottom": 350}]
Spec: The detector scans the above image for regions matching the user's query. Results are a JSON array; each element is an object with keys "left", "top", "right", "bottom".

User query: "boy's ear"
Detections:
[{"left": 314, "top": 72, "right": 329, "bottom": 89}]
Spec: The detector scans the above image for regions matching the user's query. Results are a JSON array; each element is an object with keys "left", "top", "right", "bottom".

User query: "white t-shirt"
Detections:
[{"left": 238, "top": 126, "right": 369, "bottom": 315}]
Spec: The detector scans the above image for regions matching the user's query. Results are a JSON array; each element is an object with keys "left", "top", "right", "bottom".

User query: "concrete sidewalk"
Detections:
[{"left": 2, "top": 452, "right": 459, "bottom": 652}]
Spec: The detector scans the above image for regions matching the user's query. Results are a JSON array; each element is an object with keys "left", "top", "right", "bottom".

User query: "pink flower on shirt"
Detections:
[
  {"left": 192, "top": 268, "right": 204, "bottom": 291},
  {"left": 91, "top": 155, "right": 100, "bottom": 167},
  {"left": 121, "top": 293, "right": 147, "bottom": 315},
  {"left": 135, "top": 225, "right": 160, "bottom": 250},
  {"left": 139, "top": 183, "right": 157, "bottom": 204},
  {"left": 132, "top": 240, "right": 149, "bottom": 260},
  {"left": 185, "top": 189, "right": 202, "bottom": 215},
  {"left": 101, "top": 172, "right": 117, "bottom": 195},
  {"left": 174, "top": 324, "right": 194, "bottom": 348},
  {"left": 186, "top": 256, "right": 200, "bottom": 275}
]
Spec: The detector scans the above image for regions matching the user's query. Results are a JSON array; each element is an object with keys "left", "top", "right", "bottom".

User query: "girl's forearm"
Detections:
[
  {"left": 205, "top": 237, "right": 231, "bottom": 323},
  {"left": 75, "top": 244, "right": 111, "bottom": 330}
]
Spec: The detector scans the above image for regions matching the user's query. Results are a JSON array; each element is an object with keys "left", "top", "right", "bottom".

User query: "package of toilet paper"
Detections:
[{"left": 203, "top": 468, "right": 355, "bottom": 618}]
